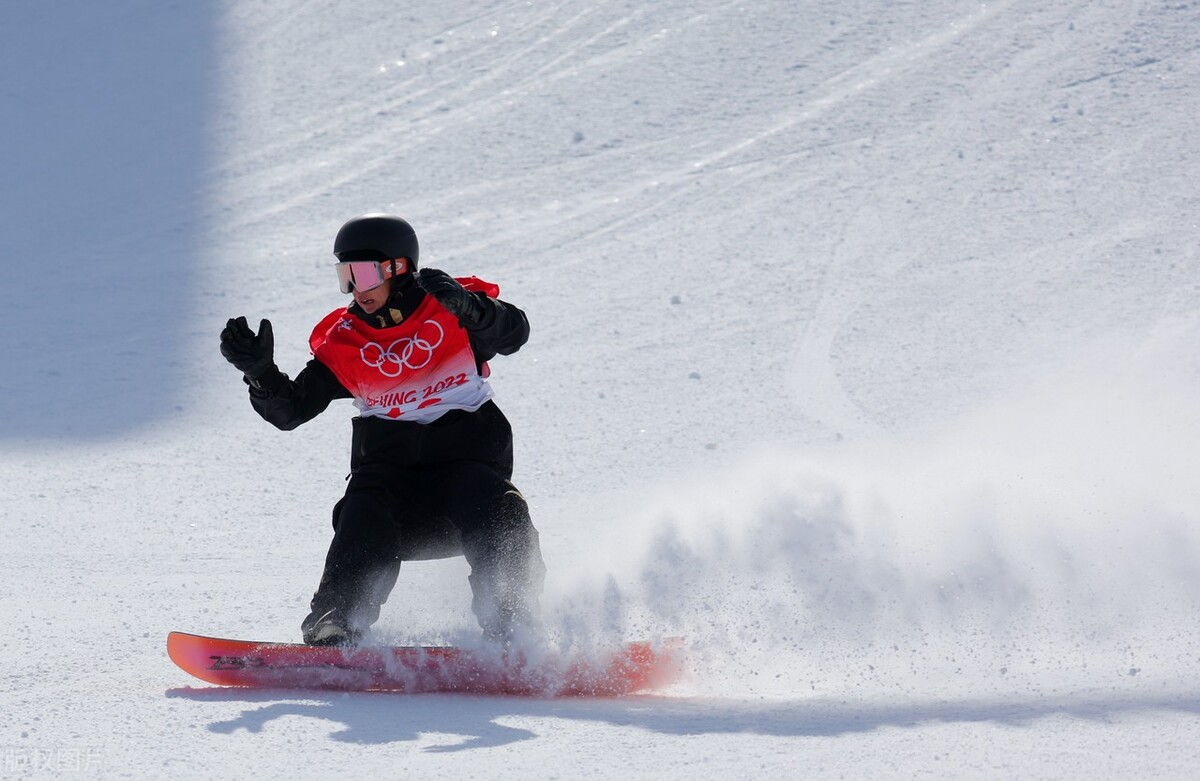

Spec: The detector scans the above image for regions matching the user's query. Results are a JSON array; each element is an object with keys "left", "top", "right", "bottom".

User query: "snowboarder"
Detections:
[{"left": 219, "top": 213, "right": 546, "bottom": 647}]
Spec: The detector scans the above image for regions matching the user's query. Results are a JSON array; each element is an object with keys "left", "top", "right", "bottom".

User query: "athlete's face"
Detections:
[{"left": 352, "top": 276, "right": 392, "bottom": 314}]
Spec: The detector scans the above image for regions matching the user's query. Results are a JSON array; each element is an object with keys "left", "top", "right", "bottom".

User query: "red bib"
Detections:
[{"left": 309, "top": 278, "right": 498, "bottom": 423}]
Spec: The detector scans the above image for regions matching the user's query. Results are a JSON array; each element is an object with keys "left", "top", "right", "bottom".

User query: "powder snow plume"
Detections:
[{"left": 546, "top": 319, "right": 1200, "bottom": 699}]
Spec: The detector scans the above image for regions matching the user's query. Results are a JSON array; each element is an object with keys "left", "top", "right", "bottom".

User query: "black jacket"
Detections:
[{"left": 245, "top": 283, "right": 529, "bottom": 477}]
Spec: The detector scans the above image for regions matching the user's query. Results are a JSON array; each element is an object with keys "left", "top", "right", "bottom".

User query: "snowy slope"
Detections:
[{"left": 2, "top": 0, "right": 1199, "bottom": 777}]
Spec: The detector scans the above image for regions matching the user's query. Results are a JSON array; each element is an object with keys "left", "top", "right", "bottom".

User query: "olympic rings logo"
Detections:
[{"left": 360, "top": 319, "right": 445, "bottom": 377}]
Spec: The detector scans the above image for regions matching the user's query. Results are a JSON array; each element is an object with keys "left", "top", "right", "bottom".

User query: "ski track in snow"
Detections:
[{"left": 2, "top": 0, "right": 1200, "bottom": 777}]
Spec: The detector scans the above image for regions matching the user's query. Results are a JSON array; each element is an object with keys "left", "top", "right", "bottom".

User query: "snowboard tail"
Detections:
[{"left": 167, "top": 632, "right": 683, "bottom": 696}]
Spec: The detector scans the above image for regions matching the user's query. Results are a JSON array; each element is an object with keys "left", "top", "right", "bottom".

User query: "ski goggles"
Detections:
[{"left": 335, "top": 258, "right": 408, "bottom": 293}]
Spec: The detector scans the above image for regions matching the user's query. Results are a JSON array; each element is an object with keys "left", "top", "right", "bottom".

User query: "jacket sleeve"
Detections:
[
  {"left": 465, "top": 294, "right": 530, "bottom": 363},
  {"left": 245, "top": 358, "right": 352, "bottom": 430}
]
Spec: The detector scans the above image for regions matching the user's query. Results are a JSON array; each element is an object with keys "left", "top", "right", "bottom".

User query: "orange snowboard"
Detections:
[{"left": 167, "top": 631, "right": 683, "bottom": 696}]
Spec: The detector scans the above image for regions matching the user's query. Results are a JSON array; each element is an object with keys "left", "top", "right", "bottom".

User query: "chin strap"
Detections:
[{"left": 348, "top": 273, "right": 422, "bottom": 328}]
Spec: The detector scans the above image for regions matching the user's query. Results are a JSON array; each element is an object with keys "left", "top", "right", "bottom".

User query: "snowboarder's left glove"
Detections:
[
  {"left": 220, "top": 316, "right": 276, "bottom": 380},
  {"left": 416, "top": 268, "right": 486, "bottom": 328}
]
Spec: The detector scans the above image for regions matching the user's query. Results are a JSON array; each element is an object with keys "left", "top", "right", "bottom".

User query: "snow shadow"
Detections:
[
  {"left": 167, "top": 688, "right": 1200, "bottom": 750},
  {"left": 0, "top": 3, "right": 218, "bottom": 439}
]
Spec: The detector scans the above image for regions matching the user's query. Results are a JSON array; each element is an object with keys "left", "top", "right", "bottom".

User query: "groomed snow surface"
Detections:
[{"left": 2, "top": 0, "right": 1199, "bottom": 777}]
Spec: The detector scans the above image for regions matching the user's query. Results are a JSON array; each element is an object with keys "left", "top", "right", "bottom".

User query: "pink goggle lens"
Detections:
[{"left": 335, "top": 261, "right": 386, "bottom": 294}]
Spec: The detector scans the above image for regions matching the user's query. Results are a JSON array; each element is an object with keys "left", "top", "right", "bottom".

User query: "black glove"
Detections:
[
  {"left": 220, "top": 316, "right": 275, "bottom": 379},
  {"left": 416, "top": 268, "right": 486, "bottom": 327}
]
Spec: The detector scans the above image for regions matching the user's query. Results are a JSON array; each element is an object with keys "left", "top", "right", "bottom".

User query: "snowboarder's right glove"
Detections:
[
  {"left": 416, "top": 268, "right": 487, "bottom": 328},
  {"left": 220, "top": 316, "right": 276, "bottom": 380}
]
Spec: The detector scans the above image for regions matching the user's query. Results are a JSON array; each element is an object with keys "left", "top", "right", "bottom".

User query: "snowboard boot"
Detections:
[
  {"left": 480, "top": 613, "right": 544, "bottom": 648},
  {"left": 470, "top": 570, "right": 545, "bottom": 648},
  {"left": 301, "top": 609, "right": 362, "bottom": 647}
]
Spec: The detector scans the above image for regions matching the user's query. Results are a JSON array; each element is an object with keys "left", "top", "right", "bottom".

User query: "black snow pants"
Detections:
[{"left": 301, "top": 459, "right": 546, "bottom": 641}]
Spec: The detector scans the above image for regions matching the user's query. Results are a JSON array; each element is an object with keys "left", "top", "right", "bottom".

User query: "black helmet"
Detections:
[{"left": 333, "top": 214, "right": 419, "bottom": 267}]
